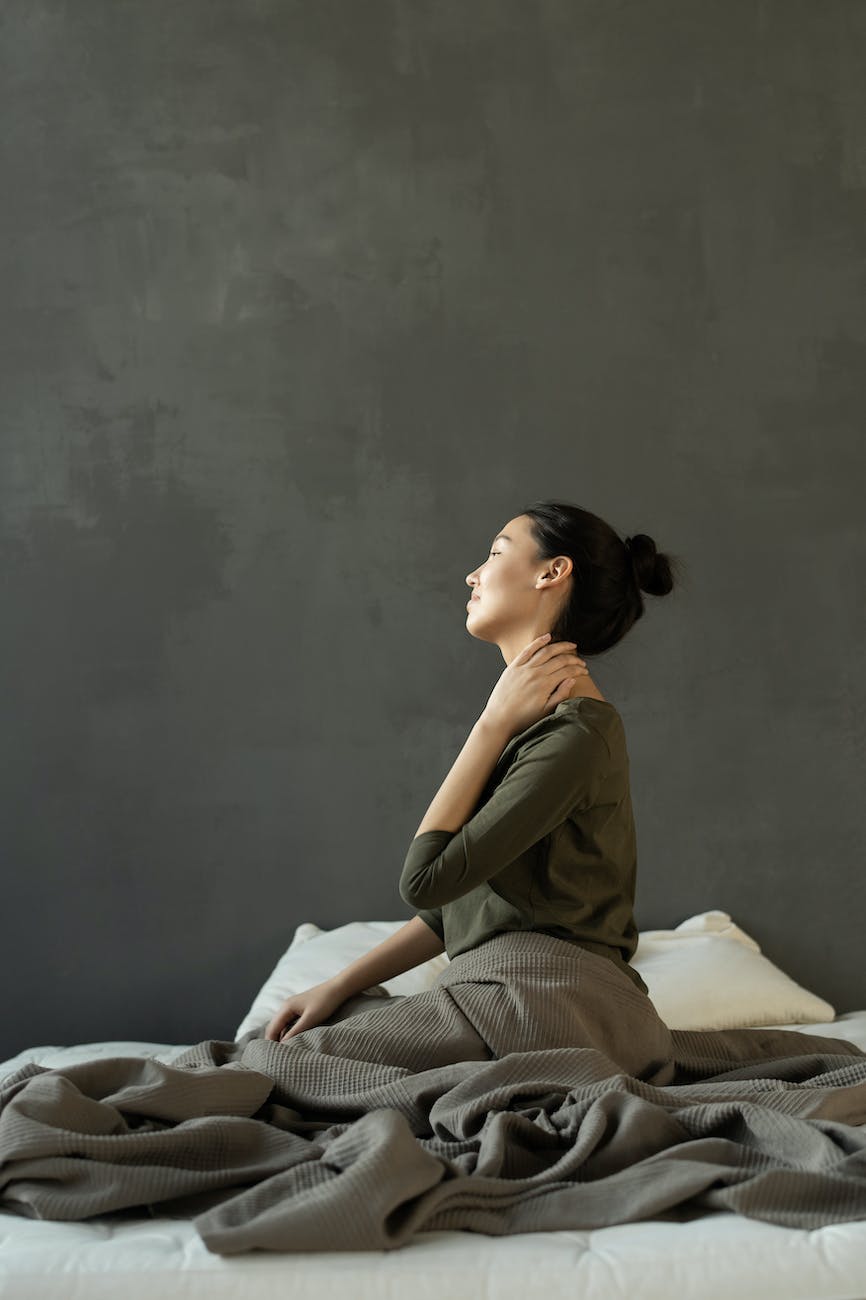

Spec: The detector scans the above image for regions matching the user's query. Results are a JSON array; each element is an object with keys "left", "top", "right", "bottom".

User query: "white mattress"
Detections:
[{"left": 3, "top": 1015, "right": 866, "bottom": 1300}]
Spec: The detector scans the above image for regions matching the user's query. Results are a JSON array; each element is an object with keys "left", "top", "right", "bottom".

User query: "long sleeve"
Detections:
[{"left": 399, "top": 718, "right": 607, "bottom": 911}]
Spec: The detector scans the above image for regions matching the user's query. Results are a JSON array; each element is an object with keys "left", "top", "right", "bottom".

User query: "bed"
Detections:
[{"left": 2, "top": 910, "right": 866, "bottom": 1300}]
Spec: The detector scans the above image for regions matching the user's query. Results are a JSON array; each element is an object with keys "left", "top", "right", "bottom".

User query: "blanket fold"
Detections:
[{"left": 2, "top": 931, "right": 865, "bottom": 1252}]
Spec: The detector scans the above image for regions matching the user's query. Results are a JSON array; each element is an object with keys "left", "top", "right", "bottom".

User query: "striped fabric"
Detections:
[{"left": 2, "top": 931, "right": 866, "bottom": 1252}]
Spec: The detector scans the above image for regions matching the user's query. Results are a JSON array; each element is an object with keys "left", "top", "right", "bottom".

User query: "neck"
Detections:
[
  {"left": 497, "top": 629, "right": 607, "bottom": 703},
  {"left": 565, "top": 676, "right": 607, "bottom": 702}
]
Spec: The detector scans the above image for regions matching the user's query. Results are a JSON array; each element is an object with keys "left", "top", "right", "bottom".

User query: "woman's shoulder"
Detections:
[
  {"left": 555, "top": 696, "right": 624, "bottom": 749},
  {"left": 507, "top": 698, "right": 620, "bottom": 763}
]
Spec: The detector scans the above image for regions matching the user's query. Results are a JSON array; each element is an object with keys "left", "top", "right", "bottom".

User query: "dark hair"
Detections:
[{"left": 517, "top": 500, "right": 685, "bottom": 656}]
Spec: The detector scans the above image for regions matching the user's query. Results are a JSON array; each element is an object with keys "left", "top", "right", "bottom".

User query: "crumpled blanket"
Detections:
[{"left": 2, "top": 930, "right": 866, "bottom": 1253}]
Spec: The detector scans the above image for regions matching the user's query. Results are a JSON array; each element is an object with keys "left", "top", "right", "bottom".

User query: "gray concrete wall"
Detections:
[{"left": 1, "top": 1, "right": 864, "bottom": 1059}]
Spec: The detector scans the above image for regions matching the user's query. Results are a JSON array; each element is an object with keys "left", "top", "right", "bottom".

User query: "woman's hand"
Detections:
[
  {"left": 481, "top": 632, "right": 588, "bottom": 738},
  {"left": 264, "top": 979, "right": 349, "bottom": 1042}
]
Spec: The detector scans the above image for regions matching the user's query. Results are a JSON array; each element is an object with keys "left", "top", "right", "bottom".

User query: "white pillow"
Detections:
[
  {"left": 235, "top": 909, "right": 835, "bottom": 1040},
  {"left": 234, "top": 921, "right": 449, "bottom": 1040},
  {"left": 632, "top": 909, "right": 836, "bottom": 1030}
]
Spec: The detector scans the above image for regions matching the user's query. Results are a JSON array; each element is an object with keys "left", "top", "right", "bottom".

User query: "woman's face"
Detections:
[{"left": 465, "top": 514, "right": 573, "bottom": 657}]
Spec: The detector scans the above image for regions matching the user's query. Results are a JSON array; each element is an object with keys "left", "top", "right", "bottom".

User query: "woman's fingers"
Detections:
[
  {"left": 546, "top": 654, "right": 586, "bottom": 675},
  {"left": 533, "top": 636, "right": 586, "bottom": 666},
  {"left": 266, "top": 1005, "right": 297, "bottom": 1041},
  {"left": 558, "top": 648, "right": 586, "bottom": 667},
  {"left": 519, "top": 633, "right": 551, "bottom": 660}
]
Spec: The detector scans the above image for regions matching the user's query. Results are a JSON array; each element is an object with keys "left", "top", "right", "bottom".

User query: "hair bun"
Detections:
[{"left": 625, "top": 532, "right": 674, "bottom": 597}]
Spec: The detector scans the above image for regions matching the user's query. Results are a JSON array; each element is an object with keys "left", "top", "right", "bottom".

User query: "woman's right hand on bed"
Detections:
[{"left": 264, "top": 980, "right": 348, "bottom": 1042}]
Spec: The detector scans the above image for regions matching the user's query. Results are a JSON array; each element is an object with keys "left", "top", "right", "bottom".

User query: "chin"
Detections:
[{"left": 465, "top": 611, "right": 495, "bottom": 643}]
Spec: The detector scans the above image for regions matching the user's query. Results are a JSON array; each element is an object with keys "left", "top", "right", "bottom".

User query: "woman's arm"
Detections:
[
  {"left": 327, "top": 915, "right": 446, "bottom": 1000},
  {"left": 400, "top": 720, "right": 605, "bottom": 910},
  {"left": 412, "top": 714, "right": 512, "bottom": 837},
  {"left": 410, "top": 633, "right": 584, "bottom": 839}
]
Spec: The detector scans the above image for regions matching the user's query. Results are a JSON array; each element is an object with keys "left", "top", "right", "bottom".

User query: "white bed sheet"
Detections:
[{"left": 2, "top": 1014, "right": 866, "bottom": 1300}]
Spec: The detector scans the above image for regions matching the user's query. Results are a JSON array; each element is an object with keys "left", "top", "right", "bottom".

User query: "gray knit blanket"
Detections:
[{"left": 2, "top": 931, "right": 866, "bottom": 1253}]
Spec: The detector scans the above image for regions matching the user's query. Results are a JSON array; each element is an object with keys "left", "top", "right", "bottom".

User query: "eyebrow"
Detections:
[{"left": 492, "top": 533, "right": 512, "bottom": 545}]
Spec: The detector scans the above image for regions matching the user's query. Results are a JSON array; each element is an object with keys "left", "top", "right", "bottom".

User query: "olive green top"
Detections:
[{"left": 399, "top": 696, "right": 648, "bottom": 995}]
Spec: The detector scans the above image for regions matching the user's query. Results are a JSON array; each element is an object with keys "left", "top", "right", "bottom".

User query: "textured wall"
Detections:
[{"left": 1, "top": 1, "right": 864, "bottom": 1059}]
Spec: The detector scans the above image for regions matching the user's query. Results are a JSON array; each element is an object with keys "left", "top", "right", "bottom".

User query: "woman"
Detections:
[
  {"left": 263, "top": 500, "right": 684, "bottom": 1083},
  {"left": 7, "top": 504, "right": 866, "bottom": 1249}
]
